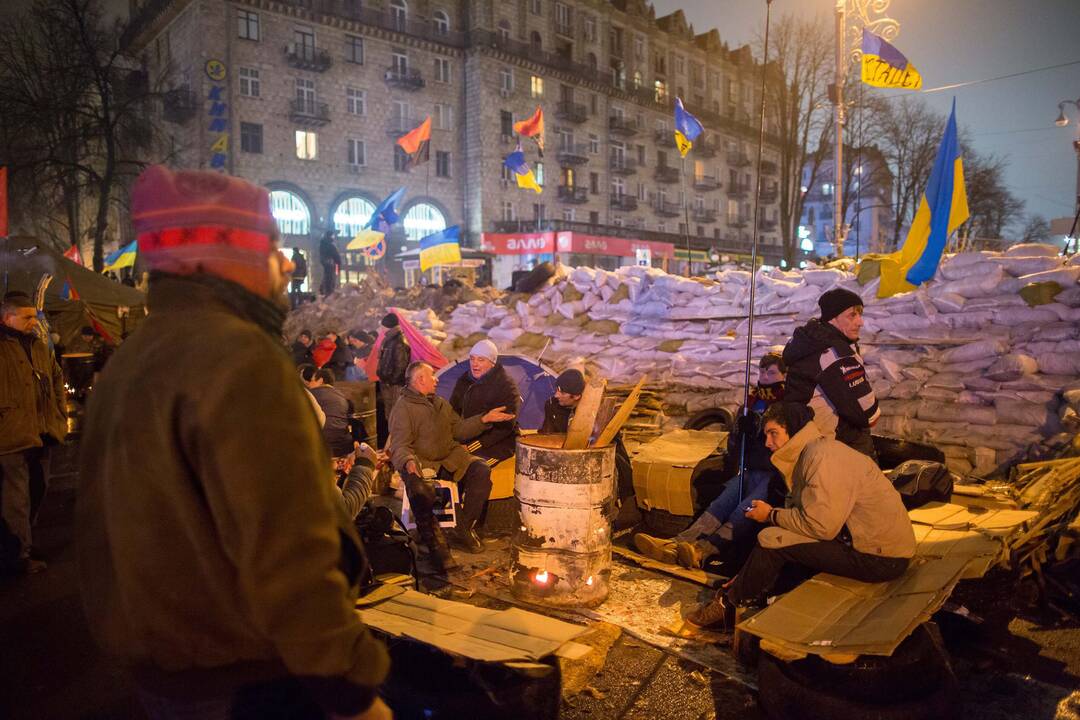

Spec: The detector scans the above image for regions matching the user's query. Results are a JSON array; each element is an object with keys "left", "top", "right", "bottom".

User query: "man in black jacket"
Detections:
[
  {"left": 377, "top": 314, "right": 410, "bottom": 420},
  {"left": 290, "top": 247, "right": 308, "bottom": 307},
  {"left": 307, "top": 368, "right": 356, "bottom": 457},
  {"left": 782, "top": 288, "right": 879, "bottom": 459},
  {"left": 291, "top": 329, "right": 314, "bottom": 366},
  {"left": 449, "top": 339, "right": 520, "bottom": 463},
  {"left": 318, "top": 231, "right": 342, "bottom": 296}
]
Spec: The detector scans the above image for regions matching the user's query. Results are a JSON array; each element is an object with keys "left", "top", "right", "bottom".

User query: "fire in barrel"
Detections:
[{"left": 510, "top": 435, "right": 615, "bottom": 608}]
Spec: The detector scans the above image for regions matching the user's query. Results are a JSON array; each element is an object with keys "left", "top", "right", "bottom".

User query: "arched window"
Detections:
[
  {"left": 402, "top": 202, "right": 447, "bottom": 243},
  {"left": 432, "top": 9, "right": 449, "bottom": 36},
  {"left": 390, "top": 0, "right": 407, "bottom": 30},
  {"left": 269, "top": 189, "right": 311, "bottom": 236},
  {"left": 633, "top": 70, "right": 642, "bottom": 88},
  {"left": 497, "top": 19, "right": 511, "bottom": 41},
  {"left": 333, "top": 196, "right": 377, "bottom": 239},
  {"left": 586, "top": 52, "right": 597, "bottom": 69},
  {"left": 530, "top": 31, "right": 542, "bottom": 52}
]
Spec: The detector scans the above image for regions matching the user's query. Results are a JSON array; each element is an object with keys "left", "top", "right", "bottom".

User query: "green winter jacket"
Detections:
[{"left": 0, "top": 324, "right": 66, "bottom": 455}]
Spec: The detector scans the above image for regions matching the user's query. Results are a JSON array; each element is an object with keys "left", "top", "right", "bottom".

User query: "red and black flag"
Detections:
[{"left": 396, "top": 116, "right": 431, "bottom": 168}]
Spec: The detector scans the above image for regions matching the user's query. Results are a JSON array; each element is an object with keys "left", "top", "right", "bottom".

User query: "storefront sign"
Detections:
[
  {"left": 480, "top": 232, "right": 556, "bottom": 255},
  {"left": 205, "top": 59, "right": 228, "bottom": 171},
  {"left": 635, "top": 248, "right": 651, "bottom": 266},
  {"left": 555, "top": 232, "right": 674, "bottom": 259}
]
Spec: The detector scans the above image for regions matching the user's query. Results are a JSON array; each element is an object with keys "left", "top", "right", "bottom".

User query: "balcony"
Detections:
[
  {"left": 610, "top": 194, "right": 638, "bottom": 211},
  {"left": 727, "top": 151, "right": 751, "bottom": 167},
  {"left": 655, "top": 165, "right": 680, "bottom": 184},
  {"left": 557, "top": 186, "right": 589, "bottom": 204},
  {"left": 653, "top": 128, "right": 675, "bottom": 148},
  {"left": 290, "top": 98, "right": 330, "bottom": 126},
  {"left": 727, "top": 183, "right": 750, "bottom": 199},
  {"left": 384, "top": 66, "right": 425, "bottom": 91},
  {"left": 760, "top": 186, "right": 779, "bottom": 203},
  {"left": 386, "top": 117, "right": 421, "bottom": 137},
  {"left": 729, "top": 215, "right": 750, "bottom": 229},
  {"left": 608, "top": 116, "right": 638, "bottom": 136},
  {"left": 692, "top": 207, "right": 718, "bottom": 223},
  {"left": 556, "top": 143, "right": 590, "bottom": 166},
  {"left": 696, "top": 136, "right": 718, "bottom": 158},
  {"left": 761, "top": 160, "right": 778, "bottom": 175},
  {"left": 692, "top": 174, "right": 721, "bottom": 191},
  {"left": 758, "top": 218, "right": 778, "bottom": 232},
  {"left": 609, "top": 156, "right": 638, "bottom": 175},
  {"left": 162, "top": 86, "right": 197, "bottom": 124},
  {"left": 470, "top": 30, "right": 609, "bottom": 85},
  {"left": 285, "top": 43, "right": 332, "bottom": 72},
  {"left": 653, "top": 198, "right": 682, "bottom": 217},
  {"left": 555, "top": 100, "right": 588, "bottom": 124},
  {"left": 555, "top": 21, "right": 573, "bottom": 37}
]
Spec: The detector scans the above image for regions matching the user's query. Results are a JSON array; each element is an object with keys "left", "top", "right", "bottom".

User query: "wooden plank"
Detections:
[
  {"left": 563, "top": 377, "right": 606, "bottom": 450},
  {"left": 594, "top": 375, "right": 647, "bottom": 448}
]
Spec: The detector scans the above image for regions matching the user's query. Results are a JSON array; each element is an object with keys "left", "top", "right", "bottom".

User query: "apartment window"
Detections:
[
  {"left": 295, "top": 77, "right": 315, "bottom": 112},
  {"left": 293, "top": 26, "right": 315, "bottom": 60},
  {"left": 394, "top": 145, "right": 410, "bottom": 172},
  {"left": 347, "top": 138, "right": 366, "bottom": 166},
  {"left": 501, "top": 163, "right": 513, "bottom": 182},
  {"left": 636, "top": 182, "right": 646, "bottom": 201},
  {"left": 435, "top": 103, "right": 453, "bottom": 130},
  {"left": 612, "top": 177, "right": 625, "bottom": 196},
  {"left": 562, "top": 209, "right": 575, "bottom": 222},
  {"left": 589, "top": 134, "right": 599, "bottom": 154},
  {"left": 535, "top": 162, "right": 544, "bottom": 186},
  {"left": 295, "top": 130, "right": 317, "bottom": 160},
  {"left": 530, "top": 75, "right": 544, "bottom": 98},
  {"left": 555, "top": 2, "right": 570, "bottom": 29},
  {"left": 654, "top": 79, "right": 667, "bottom": 103},
  {"left": 392, "top": 49, "right": 408, "bottom": 75},
  {"left": 589, "top": 211, "right": 600, "bottom": 224},
  {"left": 436, "top": 151, "right": 451, "bottom": 177},
  {"left": 499, "top": 111, "right": 514, "bottom": 138},
  {"left": 634, "top": 36, "right": 644, "bottom": 60},
  {"left": 529, "top": 0, "right": 542, "bottom": 16},
  {"left": 346, "top": 87, "right": 366, "bottom": 115},
  {"left": 674, "top": 54, "right": 684, "bottom": 74},
  {"left": 533, "top": 203, "right": 545, "bottom": 221},
  {"left": 637, "top": 144, "right": 646, "bottom": 165},
  {"left": 390, "top": 0, "right": 408, "bottom": 30},
  {"left": 583, "top": 16, "right": 596, "bottom": 42},
  {"left": 590, "top": 94, "right": 598, "bottom": 114},
  {"left": 500, "top": 67, "right": 513, "bottom": 92},
  {"left": 432, "top": 9, "right": 450, "bottom": 36},
  {"left": 633, "top": 71, "right": 642, "bottom": 89},
  {"left": 498, "top": 19, "right": 511, "bottom": 41},
  {"left": 589, "top": 172, "right": 599, "bottom": 195},
  {"left": 501, "top": 201, "right": 515, "bottom": 221},
  {"left": 238, "top": 67, "right": 260, "bottom": 97},
  {"left": 345, "top": 35, "right": 364, "bottom": 64},
  {"left": 434, "top": 57, "right": 451, "bottom": 83},
  {"left": 240, "top": 122, "right": 262, "bottom": 153},
  {"left": 237, "top": 10, "right": 259, "bottom": 40}
]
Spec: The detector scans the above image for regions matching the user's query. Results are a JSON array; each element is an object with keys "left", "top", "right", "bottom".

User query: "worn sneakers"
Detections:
[
  {"left": 685, "top": 591, "right": 737, "bottom": 633},
  {"left": 633, "top": 533, "right": 678, "bottom": 564}
]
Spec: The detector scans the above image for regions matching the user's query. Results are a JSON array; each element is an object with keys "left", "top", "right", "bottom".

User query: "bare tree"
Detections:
[
  {"left": 0, "top": 0, "right": 175, "bottom": 269},
  {"left": 1019, "top": 214, "right": 1052, "bottom": 244},
  {"left": 759, "top": 14, "right": 835, "bottom": 264},
  {"left": 962, "top": 147, "right": 1024, "bottom": 241}
]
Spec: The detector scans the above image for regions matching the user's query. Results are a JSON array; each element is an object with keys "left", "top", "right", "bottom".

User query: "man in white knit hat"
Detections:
[{"left": 448, "top": 339, "right": 521, "bottom": 464}]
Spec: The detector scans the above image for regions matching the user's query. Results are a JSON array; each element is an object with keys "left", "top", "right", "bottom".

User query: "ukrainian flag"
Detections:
[
  {"left": 419, "top": 225, "right": 461, "bottom": 272},
  {"left": 102, "top": 240, "right": 137, "bottom": 273},
  {"left": 674, "top": 97, "right": 704, "bottom": 158},
  {"left": 503, "top": 142, "right": 542, "bottom": 194},
  {"left": 878, "top": 100, "right": 969, "bottom": 298},
  {"left": 367, "top": 187, "right": 407, "bottom": 234},
  {"left": 347, "top": 229, "right": 385, "bottom": 250},
  {"left": 861, "top": 28, "right": 922, "bottom": 90}
]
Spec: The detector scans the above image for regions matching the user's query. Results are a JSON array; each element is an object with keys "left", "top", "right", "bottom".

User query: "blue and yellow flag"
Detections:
[
  {"left": 879, "top": 100, "right": 968, "bottom": 297},
  {"left": 503, "top": 141, "right": 542, "bottom": 194},
  {"left": 347, "top": 229, "right": 385, "bottom": 250},
  {"left": 367, "top": 187, "right": 407, "bottom": 233},
  {"left": 102, "top": 240, "right": 137, "bottom": 273},
  {"left": 674, "top": 98, "right": 704, "bottom": 158},
  {"left": 861, "top": 28, "right": 922, "bottom": 90},
  {"left": 419, "top": 225, "right": 461, "bottom": 272}
]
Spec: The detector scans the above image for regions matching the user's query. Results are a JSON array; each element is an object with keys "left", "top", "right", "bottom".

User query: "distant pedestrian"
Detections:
[
  {"left": 318, "top": 231, "right": 342, "bottom": 296},
  {"left": 290, "top": 246, "right": 308, "bottom": 307},
  {"left": 376, "top": 313, "right": 410, "bottom": 419}
]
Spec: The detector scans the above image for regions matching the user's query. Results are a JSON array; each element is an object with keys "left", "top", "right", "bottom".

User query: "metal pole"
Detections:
[
  {"left": 737, "top": 0, "right": 774, "bottom": 503},
  {"left": 833, "top": 0, "right": 846, "bottom": 257},
  {"left": 680, "top": 155, "right": 693, "bottom": 275}
]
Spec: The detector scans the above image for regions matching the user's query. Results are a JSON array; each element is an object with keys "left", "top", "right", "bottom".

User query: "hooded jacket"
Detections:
[
  {"left": 388, "top": 387, "right": 488, "bottom": 481},
  {"left": 0, "top": 325, "right": 66, "bottom": 455},
  {"left": 760, "top": 423, "right": 915, "bottom": 559},
  {"left": 376, "top": 328, "right": 410, "bottom": 387},
  {"left": 782, "top": 319, "right": 879, "bottom": 458},
  {"left": 448, "top": 363, "right": 521, "bottom": 462},
  {"left": 76, "top": 276, "right": 388, "bottom": 714}
]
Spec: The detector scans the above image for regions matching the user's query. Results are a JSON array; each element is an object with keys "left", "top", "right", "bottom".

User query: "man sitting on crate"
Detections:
[
  {"left": 389, "top": 362, "right": 514, "bottom": 565},
  {"left": 685, "top": 402, "right": 915, "bottom": 633}
]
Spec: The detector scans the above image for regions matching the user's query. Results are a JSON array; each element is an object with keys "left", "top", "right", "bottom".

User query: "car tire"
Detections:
[
  {"left": 684, "top": 408, "right": 734, "bottom": 432},
  {"left": 514, "top": 262, "right": 556, "bottom": 294},
  {"left": 873, "top": 435, "right": 945, "bottom": 470}
]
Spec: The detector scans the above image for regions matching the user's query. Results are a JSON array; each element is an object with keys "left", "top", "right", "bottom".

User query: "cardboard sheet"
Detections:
[
  {"left": 908, "top": 501, "right": 1037, "bottom": 536},
  {"left": 611, "top": 544, "right": 716, "bottom": 586},
  {"left": 632, "top": 429, "right": 724, "bottom": 516},
  {"left": 357, "top": 589, "right": 589, "bottom": 663}
]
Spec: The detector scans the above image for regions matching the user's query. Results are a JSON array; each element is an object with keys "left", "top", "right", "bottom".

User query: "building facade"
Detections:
[{"left": 126, "top": 0, "right": 788, "bottom": 287}]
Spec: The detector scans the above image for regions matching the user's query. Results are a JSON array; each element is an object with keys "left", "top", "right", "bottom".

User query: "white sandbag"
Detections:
[
  {"left": 992, "top": 306, "right": 1062, "bottom": 326},
  {"left": 985, "top": 353, "right": 1038, "bottom": 381},
  {"left": 928, "top": 264, "right": 1005, "bottom": 298},
  {"left": 802, "top": 268, "right": 846, "bottom": 286},
  {"left": 942, "top": 251, "right": 999, "bottom": 269},
  {"left": 994, "top": 398, "right": 1054, "bottom": 427},
  {"left": 921, "top": 387, "right": 960, "bottom": 402},
  {"left": 872, "top": 314, "right": 932, "bottom": 332},
  {"left": 925, "top": 372, "right": 965, "bottom": 391},
  {"left": 940, "top": 339, "right": 1009, "bottom": 364},
  {"left": 1016, "top": 266, "right": 1080, "bottom": 286},
  {"left": 916, "top": 400, "right": 997, "bottom": 426},
  {"left": 1004, "top": 243, "right": 1060, "bottom": 257},
  {"left": 989, "top": 254, "right": 1062, "bottom": 277},
  {"left": 931, "top": 293, "right": 967, "bottom": 313},
  {"left": 1035, "top": 353, "right": 1080, "bottom": 376},
  {"left": 888, "top": 379, "right": 923, "bottom": 400},
  {"left": 940, "top": 260, "right": 998, "bottom": 281}
]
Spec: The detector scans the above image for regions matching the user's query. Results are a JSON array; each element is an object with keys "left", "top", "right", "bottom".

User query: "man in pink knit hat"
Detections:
[{"left": 76, "top": 166, "right": 391, "bottom": 719}]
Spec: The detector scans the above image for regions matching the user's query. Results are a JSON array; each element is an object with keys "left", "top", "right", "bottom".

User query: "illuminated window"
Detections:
[
  {"left": 403, "top": 202, "right": 447, "bottom": 242},
  {"left": 333, "top": 196, "right": 376, "bottom": 238},
  {"left": 270, "top": 190, "right": 310, "bottom": 236},
  {"left": 295, "top": 130, "right": 317, "bottom": 160},
  {"left": 530, "top": 75, "right": 544, "bottom": 98}
]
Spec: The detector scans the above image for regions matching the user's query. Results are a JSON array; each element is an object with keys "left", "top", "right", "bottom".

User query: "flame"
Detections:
[
  {"left": 585, "top": 575, "right": 594, "bottom": 586},
  {"left": 534, "top": 570, "right": 549, "bottom": 584}
]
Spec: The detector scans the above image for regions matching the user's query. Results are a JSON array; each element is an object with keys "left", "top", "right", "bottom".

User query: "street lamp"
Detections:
[{"left": 1053, "top": 97, "right": 1080, "bottom": 253}]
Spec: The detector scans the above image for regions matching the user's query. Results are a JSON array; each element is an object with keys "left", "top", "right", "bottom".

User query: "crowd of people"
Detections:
[{"left": 0, "top": 166, "right": 922, "bottom": 718}]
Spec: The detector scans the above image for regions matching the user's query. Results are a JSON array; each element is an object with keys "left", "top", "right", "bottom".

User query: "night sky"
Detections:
[{"left": 653, "top": 0, "right": 1080, "bottom": 231}]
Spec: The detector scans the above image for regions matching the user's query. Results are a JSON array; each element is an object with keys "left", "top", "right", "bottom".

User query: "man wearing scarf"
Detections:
[{"left": 76, "top": 167, "right": 390, "bottom": 720}]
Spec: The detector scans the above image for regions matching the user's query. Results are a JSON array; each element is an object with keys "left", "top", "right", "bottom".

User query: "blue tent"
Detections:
[{"left": 435, "top": 354, "right": 558, "bottom": 430}]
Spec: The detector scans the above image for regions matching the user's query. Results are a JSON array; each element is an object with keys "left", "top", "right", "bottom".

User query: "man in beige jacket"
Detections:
[{"left": 687, "top": 402, "right": 915, "bottom": 631}]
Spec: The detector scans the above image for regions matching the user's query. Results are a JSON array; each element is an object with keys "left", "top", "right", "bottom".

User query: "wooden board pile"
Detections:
[
  {"left": 1004, "top": 435, "right": 1080, "bottom": 615},
  {"left": 438, "top": 244, "right": 1080, "bottom": 476}
]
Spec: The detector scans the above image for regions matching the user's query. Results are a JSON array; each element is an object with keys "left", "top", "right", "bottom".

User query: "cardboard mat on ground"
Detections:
[
  {"left": 632, "top": 429, "right": 725, "bottom": 516},
  {"left": 357, "top": 588, "right": 592, "bottom": 663}
]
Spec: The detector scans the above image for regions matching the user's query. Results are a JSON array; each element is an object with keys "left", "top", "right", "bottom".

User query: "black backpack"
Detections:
[{"left": 887, "top": 460, "right": 955, "bottom": 510}]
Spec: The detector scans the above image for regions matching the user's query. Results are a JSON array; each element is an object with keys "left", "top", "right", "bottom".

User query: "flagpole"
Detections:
[
  {"left": 679, "top": 155, "right": 692, "bottom": 276},
  {"left": 736, "top": 0, "right": 774, "bottom": 504},
  {"left": 833, "top": 0, "right": 847, "bottom": 258}
]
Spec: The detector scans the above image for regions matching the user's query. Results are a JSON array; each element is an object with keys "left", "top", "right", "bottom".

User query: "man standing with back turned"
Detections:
[{"left": 76, "top": 166, "right": 391, "bottom": 719}]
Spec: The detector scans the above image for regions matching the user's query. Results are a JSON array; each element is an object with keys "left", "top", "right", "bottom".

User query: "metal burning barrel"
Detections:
[{"left": 510, "top": 435, "right": 615, "bottom": 608}]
